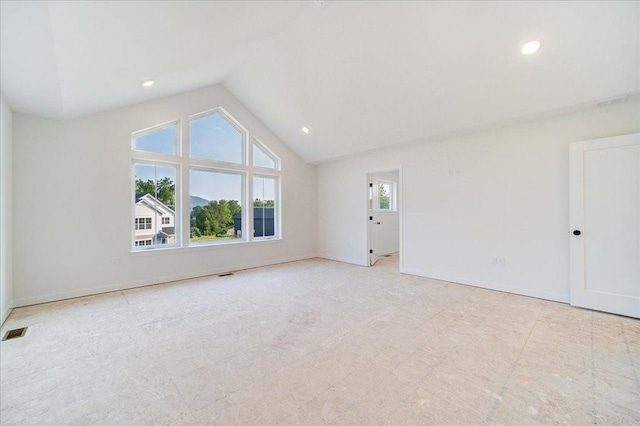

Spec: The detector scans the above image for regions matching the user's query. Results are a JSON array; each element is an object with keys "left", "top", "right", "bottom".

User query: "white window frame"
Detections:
[
  {"left": 375, "top": 179, "right": 397, "bottom": 212},
  {"left": 130, "top": 107, "right": 283, "bottom": 253},
  {"left": 188, "top": 107, "right": 248, "bottom": 166},
  {"left": 132, "top": 120, "right": 180, "bottom": 155},
  {"left": 131, "top": 120, "right": 182, "bottom": 251},
  {"left": 252, "top": 174, "right": 280, "bottom": 240},
  {"left": 188, "top": 166, "right": 247, "bottom": 246}
]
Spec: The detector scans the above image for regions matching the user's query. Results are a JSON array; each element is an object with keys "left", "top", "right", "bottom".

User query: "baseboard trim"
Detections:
[
  {"left": 12, "top": 254, "right": 315, "bottom": 308},
  {"left": 317, "top": 254, "right": 368, "bottom": 267},
  {"left": 401, "top": 268, "right": 570, "bottom": 304},
  {"left": 1, "top": 306, "right": 13, "bottom": 326}
]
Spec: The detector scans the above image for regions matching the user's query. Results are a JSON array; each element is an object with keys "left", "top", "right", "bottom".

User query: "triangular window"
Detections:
[{"left": 253, "top": 141, "right": 279, "bottom": 169}]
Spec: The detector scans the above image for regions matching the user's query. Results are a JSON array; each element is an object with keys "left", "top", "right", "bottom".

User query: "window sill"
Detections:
[{"left": 130, "top": 237, "right": 283, "bottom": 256}]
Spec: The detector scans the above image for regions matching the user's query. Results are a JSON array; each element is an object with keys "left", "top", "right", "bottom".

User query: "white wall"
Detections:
[
  {"left": 318, "top": 100, "right": 640, "bottom": 302},
  {"left": 370, "top": 170, "right": 399, "bottom": 256},
  {"left": 12, "top": 85, "right": 317, "bottom": 306},
  {"left": 1, "top": 95, "right": 13, "bottom": 323}
]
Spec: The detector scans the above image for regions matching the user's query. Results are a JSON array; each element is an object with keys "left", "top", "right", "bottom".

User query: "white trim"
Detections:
[
  {"left": 401, "top": 268, "right": 570, "bottom": 304},
  {"left": 317, "top": 254, "right": 368, "bottom": 267},
  {"left": 12, "top": 255, "right": 316, "bottom": 308},
  {"left": 1, "top": 305, "right": 13, "bottom": 326}
]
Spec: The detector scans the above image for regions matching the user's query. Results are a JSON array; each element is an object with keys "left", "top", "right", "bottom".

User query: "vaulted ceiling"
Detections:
[{"left": 2, "top": 1, "right": 638, "bottom": 163}]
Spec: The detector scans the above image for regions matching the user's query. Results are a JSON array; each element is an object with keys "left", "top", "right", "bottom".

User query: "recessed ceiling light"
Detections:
[
  {"left": 141, "top": 79, "right": 155, "bottom": 87},
  {"left": 301, "top": 127, "right": 310, "bottom": 134},
  {"left": 521, "top": 40, "right": 541, "bottom": 56}
]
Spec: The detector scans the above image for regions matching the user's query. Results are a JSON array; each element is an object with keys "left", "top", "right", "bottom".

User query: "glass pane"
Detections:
[
  {"left": 189, "top": 169, "right": 243, "bottom": 244},
  {"left": 253, "top": 176, "right": 277, "bottom": 238},
  {"left": 133, "top": 164, "right": 177, "bottom": 249},
  {"left": 253, "top": 143, "right": 276, "bottom": 169},
  {"left": 379, "top": 183, "right": 391, "bottom": 210},
  {"left": 190, "top": 113, "right": 244, "bottom": 164},
  {"left": 133, "top": 125, "right": 177, "bottom": 155}
]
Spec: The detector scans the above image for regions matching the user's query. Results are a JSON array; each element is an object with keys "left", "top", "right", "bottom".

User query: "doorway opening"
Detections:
[{"left": 366, "top": 168, "right": 401, "bottom": 269}]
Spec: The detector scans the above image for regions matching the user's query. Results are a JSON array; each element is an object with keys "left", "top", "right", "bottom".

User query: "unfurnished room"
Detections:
[{"left": 0, "top": 1, "right": 639, "bottom": 425}]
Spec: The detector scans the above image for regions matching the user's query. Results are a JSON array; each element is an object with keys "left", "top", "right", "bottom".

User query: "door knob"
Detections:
[{"left": 573, "top": 230, "right": 581, "bottom": 236}]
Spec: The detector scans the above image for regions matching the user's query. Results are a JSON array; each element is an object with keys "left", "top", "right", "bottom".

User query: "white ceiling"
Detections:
[{"left": 2, "top": 1, "right": 639, "bottom": 163}]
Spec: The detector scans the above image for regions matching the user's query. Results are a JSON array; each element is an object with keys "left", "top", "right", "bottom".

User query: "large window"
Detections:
[{"left": 131, "top": 108, "right": 281, "bottom": 251}]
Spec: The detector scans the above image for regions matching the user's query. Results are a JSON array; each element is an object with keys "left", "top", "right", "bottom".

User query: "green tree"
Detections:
[
  {"left": 227, "top": 200, "right": 242, "bottom": 217},
  {"left": 156, "top": 177, "right": 175, "bottom": 210},
  {"left": 379, "top": 184, "right": 390, "bottom": 210},
  {"left": 254, "top": 199, "right": 275, "bottom": 207},
  {"left": 135, "top": 178, "right": 175, "bottom": 210},
  {"left": 190, "top": 199, "right": 239, "bottom": 237},
  {"left": 136, "top": 179, "right": 155, "bottom": 196}
]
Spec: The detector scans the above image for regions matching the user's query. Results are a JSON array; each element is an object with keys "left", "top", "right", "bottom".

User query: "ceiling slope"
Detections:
[
  {"left": 225, "top": 1, "right": 640, "bottom": 163},
  {"left": 1, "top": 1, "right": 638, "bottom": 163}
]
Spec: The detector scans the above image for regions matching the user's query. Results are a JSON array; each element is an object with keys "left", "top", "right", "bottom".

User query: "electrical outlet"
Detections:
[
  {"left": 499, "top": 258, "right": 506, "bottom": 267},
  {"left": 491, "top": 256, "right": 498, "bottom": 266}
]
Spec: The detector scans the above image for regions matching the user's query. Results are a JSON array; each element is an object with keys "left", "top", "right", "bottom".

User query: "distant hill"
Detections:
[{"left": 190, "top": 196, "right": 210, "bottom": 209}]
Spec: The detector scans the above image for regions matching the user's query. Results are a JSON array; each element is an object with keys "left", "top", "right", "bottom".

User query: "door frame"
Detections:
[{"left": 365, "top": 166, "right": 403, "bottom": 269}]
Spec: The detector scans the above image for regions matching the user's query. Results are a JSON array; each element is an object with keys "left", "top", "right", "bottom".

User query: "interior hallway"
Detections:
[{"left": 1, "top": 256, "right": 638, "bottom": 425}]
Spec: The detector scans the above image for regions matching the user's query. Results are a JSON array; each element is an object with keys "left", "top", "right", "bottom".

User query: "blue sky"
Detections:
[
  {"left": 189, "top": 169, "right": 243, "bottom": 202},
  {"left": 135, "top": 164, "right": 176, "bottom": 188},
  {"left": 253, "top": 144, "right": 276, "bottom": 168},
  {"left": 190, "top": 114, "right": 242, "bottom": 164},
  {"left": 254, "top": 176, "right": 276, "bottom": 201},
  {"left": 133, "top": 125, "right": 176, "bottom": 155}
]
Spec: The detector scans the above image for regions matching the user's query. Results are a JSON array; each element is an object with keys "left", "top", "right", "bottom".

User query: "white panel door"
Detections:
[{"left": 569, "top": 133, "right": 640, "bottom": 318}]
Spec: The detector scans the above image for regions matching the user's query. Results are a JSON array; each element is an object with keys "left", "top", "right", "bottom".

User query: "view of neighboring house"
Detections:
[
  {"left": 234, "top": 207, "right": 275, "bottom": 238},
  {"left": 134, "top": 194, "right": 176, "bottom": 247}
]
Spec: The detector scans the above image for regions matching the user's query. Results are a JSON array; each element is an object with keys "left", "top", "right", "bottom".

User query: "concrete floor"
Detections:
[{"left": 1, "top": 255, "right": 639, "bottom": 425}]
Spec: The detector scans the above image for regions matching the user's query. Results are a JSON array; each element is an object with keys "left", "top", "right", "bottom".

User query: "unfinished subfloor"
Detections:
[{"left": 1, "top": 255, "right": 639, "bottom": 425}]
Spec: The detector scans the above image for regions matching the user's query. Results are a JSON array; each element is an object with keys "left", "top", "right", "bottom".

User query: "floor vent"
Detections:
[
  {"left": 218, "top": 272, "right": 234, "bottom": 277},
  {"left": 2, "top": 327, "right": 27, "bottom": 341}
]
